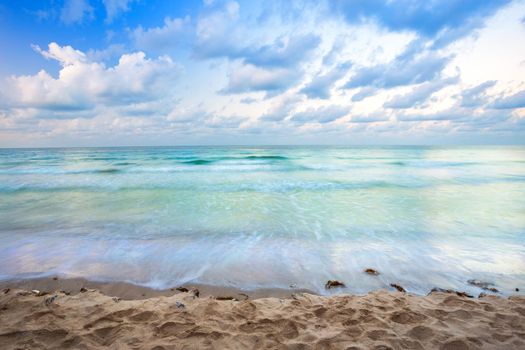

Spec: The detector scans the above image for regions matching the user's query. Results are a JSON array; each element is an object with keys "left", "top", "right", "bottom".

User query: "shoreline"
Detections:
[
  {"left": 0, "top": 276, "right": 317, "bottom": 301},
  {"left": 0, "top": 275, "right": 521, "bottom": 301}
]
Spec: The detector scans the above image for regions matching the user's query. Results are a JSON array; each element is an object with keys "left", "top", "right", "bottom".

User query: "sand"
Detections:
[
  {"left": 1, "top": 282, "right": 524, "bottom": 350},
  {"left": 0, "top": 277, "right": 314, "bottom": 300}
]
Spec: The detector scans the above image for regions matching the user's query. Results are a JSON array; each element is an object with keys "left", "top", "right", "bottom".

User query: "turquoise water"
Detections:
[{"left": 0, "top": 146, "right": 524, "bottom": 295}]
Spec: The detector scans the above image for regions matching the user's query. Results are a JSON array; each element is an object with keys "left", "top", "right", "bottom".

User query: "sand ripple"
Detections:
[{"left": 0, "top": 289, "right": 524, "bottom": 349}]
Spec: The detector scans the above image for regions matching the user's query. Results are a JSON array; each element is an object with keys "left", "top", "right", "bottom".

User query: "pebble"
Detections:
[
  {"left": 364, "top": 268, "right": 379, "bottom": 276},
  {"left": 325, "top": 280, "right": 345, "bottom": 289},
  {"left": 45, "top": 295, "right": 58, "bottom": 306},
  {"left": 32, "top": 290, "right": 49, "bottom": 297},
  {"left": 430, "top": 288, "right": 473, "bottom": 298},
  {"left": 468, "top": 279, "right": 499, "bottom": 293},
  {"left": 390, "top": 283, "right": 406, "bottom": 293}
]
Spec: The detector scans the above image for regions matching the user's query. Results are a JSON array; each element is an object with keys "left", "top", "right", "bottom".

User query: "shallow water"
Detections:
[{"left": 0, "top": 146, "right": 524, "bottom": 295}]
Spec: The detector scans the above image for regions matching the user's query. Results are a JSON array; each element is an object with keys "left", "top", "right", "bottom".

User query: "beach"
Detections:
[
  {"left": 1, "top": 280, "right": 524, "bottom": 350},
  {"left": 1, "top": 146, "right": 524, "bottom": 348},
  {"left": 3, "top": 0, "right": 525, "bottom": 347}
]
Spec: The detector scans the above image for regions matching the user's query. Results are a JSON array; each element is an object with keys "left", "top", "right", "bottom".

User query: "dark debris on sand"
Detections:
[
  {"left": 468, "top": 279, "right": 499, "bottom": 293},
  {"left": 216, "top": 296, "right": 239, "bottom": 301},
  {"left": 325, "top": 280, "right": 346, "bottom": 289},
  {"left": 364, "top": 268, "right": 379, "bottom": 276},
  {"left": 429, "top": 288, "right": 473, "bottom": 298},
  {"left": 390, "top": 283, "right": 406, "bottom": 293}
]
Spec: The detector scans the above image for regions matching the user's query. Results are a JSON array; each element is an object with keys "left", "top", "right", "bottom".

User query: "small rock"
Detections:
[
  {"left": 190, "top": 288, "right": 200, "bottom": 298},
  {"left": 325, "top": 280, "right": 345, "bottom": 289},
  {"left": 80, "top": 287, "right": 88, "bottom": 293},
  {"left": 112, "top": 297, "right": 120, "bottom": 303},
  {"left": 3, "top": 288, "right": 10, "bottom": 294},
  {"left": 455, "top": 291, "right": 473, "bottom": 298},
  {"left": 175, "top": 287, "right": 189, "bottom": 293},
  {"left": 429, "top": 287, "right": 448, "bottom": 294},
  {"left": 175, "top": 301, "right": 185, "bottom": 309},
  {"left": 390, "top": 283, "right": 406, "bottom": 293},
  {"left": 60, "top": 290, "right": 71, "bottom": 296},
  {"left": 429, "top": 287, "right": 473, "bottom": 298},
  {"left": 45, "top": 295, "right": 58, "bottom": 306},
  {"left": 238, "top": 293, "right": 249, "bottom": 300},
  {"left": 478, "top": 292, "right": 488, "bottom": 298},
  {"left": 289, "top": 283, "right": 297, "bottom": 288},
  {"left": 468, "top": 279, "right": 499, "bottom": 292},
  {"left": 216, "top": 296, "right": 238, "bottom": 301},
  {"left": 32, "top": 290, "right": 49, "bottom": 297},
  {"left": 516, "top": 288, "right": 520, "bottom": 292},
  {"left": 364, "top": 268, "right": 379, "bottom": 276},
  {"left": 52, "top": 277, "right": 58, "bottom": 281}
]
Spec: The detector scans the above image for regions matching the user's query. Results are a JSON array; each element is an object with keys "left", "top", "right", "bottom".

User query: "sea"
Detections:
[{"left": 0, "top": 146, "right": 524, "bottom": 295}]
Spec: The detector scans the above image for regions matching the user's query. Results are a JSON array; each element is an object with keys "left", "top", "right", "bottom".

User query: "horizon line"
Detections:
[{"left": 1, "top": 144, "right": 524, "bottom": 150}]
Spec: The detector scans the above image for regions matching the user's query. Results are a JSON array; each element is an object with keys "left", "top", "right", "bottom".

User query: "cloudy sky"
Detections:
[{"left": 1, "top": 0, "right": 525, "bottom": 146}]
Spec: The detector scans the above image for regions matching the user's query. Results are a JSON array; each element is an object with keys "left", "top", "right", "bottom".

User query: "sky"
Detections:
[{"left": 0, "top": 0, "right": 525, "bottom": 146}]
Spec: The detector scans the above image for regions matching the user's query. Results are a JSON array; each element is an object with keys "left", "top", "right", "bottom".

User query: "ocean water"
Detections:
[{"left": 0, "top": 146, "right": 524, "bottom": 296}]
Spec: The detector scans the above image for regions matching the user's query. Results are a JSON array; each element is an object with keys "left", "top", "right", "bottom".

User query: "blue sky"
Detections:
[{"left": 0, "top": 0, "right": 524, "bottom": 146}]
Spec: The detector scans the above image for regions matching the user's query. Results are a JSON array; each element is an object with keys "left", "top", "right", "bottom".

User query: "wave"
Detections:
[
  {"left": 96, "top": 168, "right": 121, "bottom": 174},
  {"left": 180, "top": 159, "right": 215, "bottom": 165},
  {"left": 0, "top": 163, "right": 309, "bottom": 175},
  {"left": 0, "top": 168, "right": 123, "bottom": 175},
  {"left": 2, "top": 174, "right": 524, "bottom": 194},
  {"left": 179, "top": 155, "right": 289, "bottom": 164},
  {"left": 112, "top": 162, "right": 135, "bottom": 166},
  {"left": 0, "top": 180, "right": 421, "bottom": 194},
  {"left": 243, "top": 155, "right": 288, "bottom": 160},
  {"left": 388, "top": 161, "right": 407, "bottom": 166}
]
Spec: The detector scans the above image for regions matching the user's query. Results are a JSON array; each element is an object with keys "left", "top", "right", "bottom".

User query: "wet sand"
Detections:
[
  {"left": 0, "top": 278, "right": 524, "bottom": 349},
  {"left": 0, "top": 277, "right": 314, "bottom": 300}
]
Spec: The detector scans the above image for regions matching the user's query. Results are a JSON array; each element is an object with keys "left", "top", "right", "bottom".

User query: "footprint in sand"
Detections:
[
  {"left": 440, "top": 339, "right": 470, "bottom": 350},
  {"left": 407, "top": 325, "right": 434, "bottom": 341}
]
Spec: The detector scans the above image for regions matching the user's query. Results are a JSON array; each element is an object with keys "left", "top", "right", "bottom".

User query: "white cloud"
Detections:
[
  {"left": 491, "top": 89, "right": 525, "bottom": 109},
  {"left": 1, "top": 43, "right": 181, "bottom": 117},
  {"left": 290, "top": 105, "right": 350, "bottom": 124},
  {"left": 259, "top": 94, "right": 302, "bottom": 122},
  {"left": 450, "top": 1, "right": 525, "bottom": 85},
  {"left": 301, "top": 62, "right": 351, "bottom": 99},
  {"left": 60, "top": 0, "right": 93, "bottom": 25},
  {"left": 384, "top": 76, "right": 459, "bottom": 109},
  {"left": 223, "top": 62, "right": 300, "bottom": 94},
  {"left": 103, "top": 0, "right": 136, "bottom": 22},
  {"left": 193, "top": 1, "right": 242, "bottom": 58},
  {"left": 167, "top": 105, "right": 209, "bottom": 123},
  {"left": 2, "top": 0, "right": 525, "bottom": 145},
  {"left": 32, "top": 42, "right": 87, "bottom": 66},
  {"left": 132, "top": 16, "right": 191, "bottom": 51}
]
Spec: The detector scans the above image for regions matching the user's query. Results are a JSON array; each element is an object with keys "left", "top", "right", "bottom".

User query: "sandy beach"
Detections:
[
  {"left": 2, "top": 0, "right": 525, "bottom": 347},
  {"left": 1, "top": 279, "right": 524, "bottom": 349}
]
